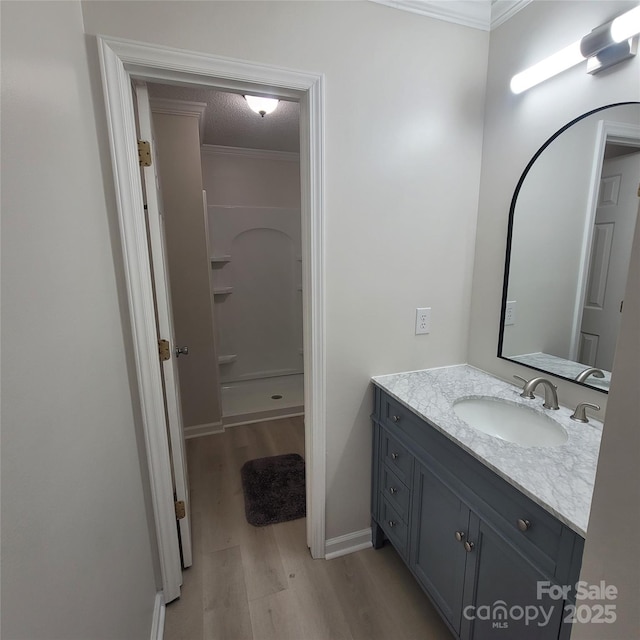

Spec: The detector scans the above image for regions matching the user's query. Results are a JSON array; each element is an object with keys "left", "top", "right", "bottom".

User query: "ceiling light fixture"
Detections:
[
  {"left": 510, "top": 5, "right": 640, "bottom": 94},
  {"left": 244, "top": 95, "right": 279, "bottom": 117}
]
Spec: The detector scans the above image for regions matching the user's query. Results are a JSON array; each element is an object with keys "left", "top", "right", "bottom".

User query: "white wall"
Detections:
[
  {"left": 81, "top": 0, "right": 489, "bottom": 539},
  {"left": 469, "top": 0, "right": 640, "bottom": 412},
  {"left": 201, "top": 147, "right": 301, "bottom": 208},
  {"left": 153, "top": 112, "right": 222, "bottom": 428},
  {"left": 1, "top": 1, "right": 158, "bottom": 637}
]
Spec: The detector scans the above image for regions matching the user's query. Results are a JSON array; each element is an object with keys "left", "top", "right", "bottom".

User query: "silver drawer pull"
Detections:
[
  {"left": 391, "top": 452, "right": 399, "bottom": 460},
  {"left": 517, "top": 518, "right": 531, "bottom": 532},
  {"left": 389, "top": 487, "right": 398, "bottom": 495},
  {"left": 388, "top": 520, "right": 397, "bottom": 528},
  {"left": 391, "top": 415, "right": 401, "bottom": 422},
  {"left": 455, "top": 531, "right": 465, "bottom": 542},
  {"left": 464, "top": 540, "right": 475, "bottom": 553}
]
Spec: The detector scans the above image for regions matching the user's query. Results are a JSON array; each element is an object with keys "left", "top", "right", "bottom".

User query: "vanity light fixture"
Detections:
[
  {"left": 244, "top": 95, "right": 279, "bottom": 117},
  {"left": 510, "top": 4, "right": 640, "bottom": 94}
]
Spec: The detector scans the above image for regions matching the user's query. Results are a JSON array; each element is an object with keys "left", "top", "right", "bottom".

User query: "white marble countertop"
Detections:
[{"left": 372, "top": 365, "right": 603, "bottom": 537}]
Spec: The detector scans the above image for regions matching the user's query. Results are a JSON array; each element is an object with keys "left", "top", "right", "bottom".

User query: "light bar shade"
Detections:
[
  {"left": 611, "top": 5, "right": 640, "bottom": 42},
  {"left": 511, "top": 4, "right": 640, "bottom": 94},
  {"left": 510, "top": 40, "right": 585, "bottom": 94}
]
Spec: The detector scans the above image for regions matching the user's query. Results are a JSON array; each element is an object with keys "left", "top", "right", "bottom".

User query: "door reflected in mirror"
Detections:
[{"left": 499, "top": 103, "right": 640, "bottom": 392}]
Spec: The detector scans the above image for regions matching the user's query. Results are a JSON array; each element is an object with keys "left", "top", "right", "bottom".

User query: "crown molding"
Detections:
[
  {"left": 201, "top": 144, "right": 300, "bottom": 162},
  {"left": 491, "top": 0, "right": 532, "bottom": 30},
  {"left": 371, "top": 0, "right": 491, "bottom": 30},
  {"left": 149, "top": 98, "right": 207, "bottom": 141},
  {"left": 370, "top": 0, "right": 530, "bottom": 31}
]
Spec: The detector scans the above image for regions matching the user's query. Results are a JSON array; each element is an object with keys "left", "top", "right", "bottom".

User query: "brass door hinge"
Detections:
[
  {"left": 138, "top": 140, "right": 152, "bottom": 167},
  {"left": 158, "top": 339, "right": 171, "bottom": 362},
  {"left": 175, "top": 500, "right": 186, "bottom": 520}
]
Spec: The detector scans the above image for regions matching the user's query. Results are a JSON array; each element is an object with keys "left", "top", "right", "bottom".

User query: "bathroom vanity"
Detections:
[{"left": 371, "top": 366, "right": 603, "bottom": 640}]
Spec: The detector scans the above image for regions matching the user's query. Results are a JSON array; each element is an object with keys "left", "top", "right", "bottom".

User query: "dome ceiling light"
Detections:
[{"left": 244, "top": 95, "right": 279, "bottom": 117}]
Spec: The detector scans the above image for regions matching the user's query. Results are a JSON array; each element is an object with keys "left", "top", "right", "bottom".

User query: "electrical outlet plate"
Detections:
[
  {"left": 505, "top": 301, "right": 516, "bottom": 326},
  {"left": 415, "top": 307, "right": 431, "bottom": 334}
]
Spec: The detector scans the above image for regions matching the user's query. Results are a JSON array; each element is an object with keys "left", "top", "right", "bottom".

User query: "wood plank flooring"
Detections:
[{"left": 164, "top": 417, "right": 453, "bottom": 640}]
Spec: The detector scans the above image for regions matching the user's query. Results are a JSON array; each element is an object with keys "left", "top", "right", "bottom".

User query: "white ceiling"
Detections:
[{"left": 147, "top": 1, "right": 530, "bottom": 153}]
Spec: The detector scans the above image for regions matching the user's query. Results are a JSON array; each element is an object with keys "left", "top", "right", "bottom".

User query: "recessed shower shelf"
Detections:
[
  {"left": 218, "top": 354, "right": 237, "bottom": 365},
  {"left": 211, "top": 255, "right": 231, "bottom": 266},
  {"left": 213, "top": 287, "right": 233, "bottom": 297}
]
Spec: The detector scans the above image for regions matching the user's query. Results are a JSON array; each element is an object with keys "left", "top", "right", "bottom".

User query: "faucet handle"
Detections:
[
  {"left": 513, "top": 375, "right": 535, "bottom": 399},
  {"left": 570, "top": 402, "right": 601, "bottom": 423}
]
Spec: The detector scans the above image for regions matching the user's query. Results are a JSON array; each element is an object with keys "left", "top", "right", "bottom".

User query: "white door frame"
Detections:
[
  {"left": 97, "top": 36, "right": 326, "bottom": 601},
  {"left": 570, "top": 120, "right": 640, "bottom": 361}
]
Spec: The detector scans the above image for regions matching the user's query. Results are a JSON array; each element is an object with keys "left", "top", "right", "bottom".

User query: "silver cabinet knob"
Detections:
[
  {"left": 175, "top": 346, "right": 189, "bottom": 357},
  {"left": 388, "top": 520, "right": 396, "bottom": 528},
  {"left": 391, "top": 452, "right": 399, "bottom": 460},
  {"left": 389, "top": 487, "right": 398, "bottom": 495},
  {"left": 464, "top": 541, "right": 475, "bottom": 552},
  {"left": 517, "top": 518, "right": 531, "bottom": 531},
  {"left": 455, "top": 531, "right": 465, "bottom": 542},
  {"left": 391, "top": 415, "right": 401, "bottom": 423}
]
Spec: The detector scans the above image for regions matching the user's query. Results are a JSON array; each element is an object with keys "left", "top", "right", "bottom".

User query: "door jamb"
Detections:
[{"left": 97, "top": 36, "right": 326, "bottom": 602}]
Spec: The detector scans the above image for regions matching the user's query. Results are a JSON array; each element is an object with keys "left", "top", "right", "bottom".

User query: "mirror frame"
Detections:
[{"left": 498, "top": 101, "right": 640, "bottom": 392}]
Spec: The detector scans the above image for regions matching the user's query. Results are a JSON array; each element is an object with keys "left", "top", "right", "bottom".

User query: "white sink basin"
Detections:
[{"left": 453, "top": 397, "right": 568, "bottom": 447}]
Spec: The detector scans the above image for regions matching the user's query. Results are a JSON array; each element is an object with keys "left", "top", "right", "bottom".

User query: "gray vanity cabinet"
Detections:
[
  {"left": 410, "top": 460, "right": 469, "bottom": 633},
  {"left": 371, "top": 386, "right": 584, "bottom": 640}
]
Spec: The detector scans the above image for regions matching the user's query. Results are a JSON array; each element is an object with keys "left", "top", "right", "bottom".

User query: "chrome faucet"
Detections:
[
  {"left": 514, "top": 375, "right": 560, "bottom": 410},
  {"left": 575, "top": 367, "right": 605, "bottom": 383}
]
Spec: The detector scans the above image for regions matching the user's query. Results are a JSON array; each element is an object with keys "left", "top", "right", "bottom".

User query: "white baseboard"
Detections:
[
  {"left": 184, "top": 421, "right": 224, "bottom": 439},
  {"left": 150, "top": 592, "right": 165, "bottom": 640},
  {"left": 324, "top": 528, "right": 372, "bottom": 560}
]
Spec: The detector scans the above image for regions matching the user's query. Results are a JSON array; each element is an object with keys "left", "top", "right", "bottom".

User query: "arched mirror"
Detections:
[{"left": 499, "top": 102, "right": 640, "bottom": 392}]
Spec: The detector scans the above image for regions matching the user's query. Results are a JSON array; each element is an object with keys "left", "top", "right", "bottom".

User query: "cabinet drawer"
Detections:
[
  {"left": 480, "top": 476, "right": 566, "bottom": 573},
  {"left": 381, "top": 393, "right": 420, "bottom": 432},
  {"left": 381, "top": 465, "right": 410, "bottom": 521},
  {"left": 381, "top": 428, "right": 413, "bottom": 484},
  {"left": 380, "top": 497, "right": 409, "bottom": 556}
]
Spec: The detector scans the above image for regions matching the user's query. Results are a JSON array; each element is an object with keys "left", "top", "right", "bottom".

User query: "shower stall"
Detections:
[{"left": 207, "top": 204, "right": 304, "bottom": 426}]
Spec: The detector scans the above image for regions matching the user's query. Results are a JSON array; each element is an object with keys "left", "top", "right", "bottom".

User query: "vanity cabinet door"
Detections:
[
  {"left": 410, "top": 460, "right": 470, "bottom": 635},
  {"left": 461, "top": 513, "right": 565, "bottom": 640}
]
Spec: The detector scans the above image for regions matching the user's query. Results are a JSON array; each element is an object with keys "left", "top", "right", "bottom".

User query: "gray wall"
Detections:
[{"left": 1, "top": 1, "right": 158, "bottom": 638}]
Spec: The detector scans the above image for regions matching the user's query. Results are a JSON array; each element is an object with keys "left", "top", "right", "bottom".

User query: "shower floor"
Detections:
[{"left": 221, "top": 374, "right": 304, "bottom": 426}]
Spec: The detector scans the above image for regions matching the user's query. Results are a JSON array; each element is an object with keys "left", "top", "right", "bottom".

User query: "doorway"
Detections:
[
  {"left": 147, "top": 83, "right": 305, "bottom": 430},
  {"left": 97, "top": 36, "right": 326, "bottom": 603}
]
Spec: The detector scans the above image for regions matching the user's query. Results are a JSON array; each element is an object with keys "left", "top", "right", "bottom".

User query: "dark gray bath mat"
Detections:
[{"left": 240, "top": 453, "right": 306, "bottom": 526}]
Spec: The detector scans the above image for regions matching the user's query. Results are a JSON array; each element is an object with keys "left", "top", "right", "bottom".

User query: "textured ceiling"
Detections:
[{"left": 148, "top": 83, "right": 300, "bottom": 153}]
